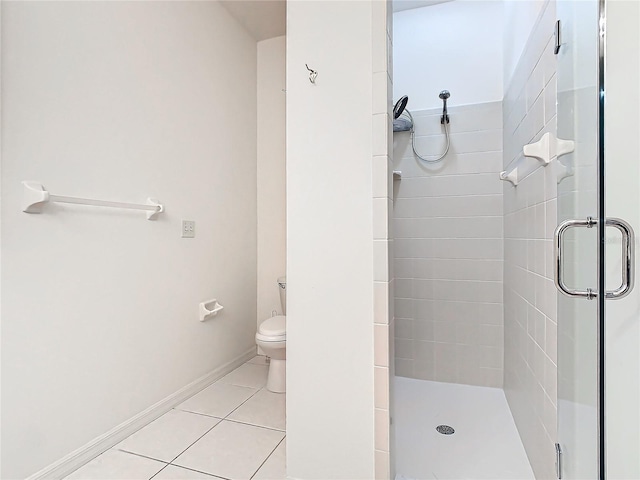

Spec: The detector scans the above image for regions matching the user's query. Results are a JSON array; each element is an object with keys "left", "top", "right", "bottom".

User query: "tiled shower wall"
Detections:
[
  {"left": 502, "top": 1, "right": 559, "bottom": 478},
  {"left": 393, "top": 101, "right": 504, "bottom": 388},
  {"left": 372, "top": 1, "right": 394, "bottom": 478}
]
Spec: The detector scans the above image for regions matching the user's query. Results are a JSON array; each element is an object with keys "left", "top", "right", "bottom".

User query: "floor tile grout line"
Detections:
[
  {"left": 112, "top": 448, "right": 170, "bottom": 465},
  {"left": 161, "top": 362, "right": 270, "bottom": 474},
  {"left": 172, "top": 407, "right": 226, "bottom": 420},
  {"left": 159, "top": 463, "right": 231, "bottom": 480},
  {"left": 167, "top": 420, "right": 284, "bottom": 479},
  {"left": 249, "top": 436, "right": 286, "bottom": 480},
  {"left": 103, "top": 361, "right": 278, "bottom": 480},
  {"left": 99, "top": 448, "right": 169, "bottom": 480},
  {"left": 148, "top": 462, "right": 171, "bottom": 480},
  {"left": 174, "top": 360, "right": 267, "bottom": 420},
  {"left": 165, "top": 418, "right": 226, "bottom": 467},
  {"left": 113, "top": 418, "right": 223, "bottom": 473},
  {"left": 223, "top": 417, "right": 286, "bottom": 433},
  {"left": 223, "top": 383, "right": 268, "bottom": 419}
]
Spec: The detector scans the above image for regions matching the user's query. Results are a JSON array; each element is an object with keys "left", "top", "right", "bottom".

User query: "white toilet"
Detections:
[{"left": 256, "top": 276, "right": 286, "bottom": 393}]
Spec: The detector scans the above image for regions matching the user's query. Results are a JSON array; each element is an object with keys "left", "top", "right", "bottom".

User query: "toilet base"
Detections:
[{"left": 267, "top": 358, "right": 286, "bottom": 393}]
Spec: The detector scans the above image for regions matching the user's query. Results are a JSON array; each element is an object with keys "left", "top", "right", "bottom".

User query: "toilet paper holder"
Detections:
[{"left": 199, "top": 298, "right": 224, "bottom": 322}]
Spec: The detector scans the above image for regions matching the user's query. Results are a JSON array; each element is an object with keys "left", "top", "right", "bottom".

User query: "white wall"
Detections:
[
  {"left": 286, "top": 1, "right": 375, "bottom": 478},
  {"left": 605, "top": 1, "right": 640, "bottom": 477},
  {"left": 393, "top": 0, "right": 503, "bottom": 111},
  {"left": 257, "top": 35, "right": 286, "bottom": 328},
  {"left": 503, "top": 0, "right": 547, "bottom": 88},
  {"left": 1, "top": 3, "right": 257, "bottom": 478}
]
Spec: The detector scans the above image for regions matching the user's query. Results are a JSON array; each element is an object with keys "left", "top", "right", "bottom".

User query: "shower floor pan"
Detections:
[{"left": 394, "top": 377, "right": 534, "bottom": 480}]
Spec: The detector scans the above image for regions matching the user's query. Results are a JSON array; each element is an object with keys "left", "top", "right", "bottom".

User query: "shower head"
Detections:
[
  {"left": 393, "top": 95, "right": 413, "bottom": 132},
  {"left": 439, "top": 90, "right": 450, "bottom": 124},
  {"left": 393, "top": 95, "right": 409, "bottom": 119}
]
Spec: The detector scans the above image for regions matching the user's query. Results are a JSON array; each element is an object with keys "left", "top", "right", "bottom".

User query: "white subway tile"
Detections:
[
  {"left": 372, "top": 15, "right": 387, "bottom": 74},
  {"left": 374, "top": 114, "right": 389, "bottom": 157},
  {"left": 374, "top": 366, "right": 389, "bottom": 410},
  {"left": 432, "top": 280, "right": 503, "bottom": 304},
  {"left": 373, "top": 155, "right": 390, "bottom": 198},
  {"left": 430, "top": 238, "right": 503, "bottom": 260},
  {"left": 413, "top": 340, "right": 435, "bottom": 379},
  {"left": 414, "top": 320, "right": 435, "bottom": 341},
  {"left": 394, "top": 258, "right": 414, "bottom": 278},
  {"left": 375, "top": 408, "right": 390, "bottom": 452},
  {"left": 434, "top": 320, "right": 457, "bottom": 343},
  {"left": 373, "top": 197, "right": 390, "bottom": 239},
  {"left": 394, "top": 338, "right": 412, "bottom": 360},
  {"left": 394, "top": 298, "right": 413, "bottom": 319},
  {"left": 394, "top": 358, "right": 413, "bottom": 378},
  {"left": 375, "top": 450, "right": 390, "bottom": 480},
  {"left": 431, "top": 259, "right": 503, "bottom": 281},
  {"left": 412, "top": 129, "right": 502, "bottom": 156},
  {"left": 374, "top": 281, "right": 390, "bottom": 325},
  {"left": 373, "top": 72, "right": 389, "bottom": 116},
  {"left": 374, "top": 240, "right": 390, "bottom": 282},
  {"left": 545, "top": 316, "right": 557, "bottom": 364},
  {"left": 395, "top": 278, "right": 413, "bottom": 298},
  {"left": 544, "top": 74, "right": 557, "bottom": 125},
  {"left": 480, "top": 345, "right": 503, "bottom": 369},
  {"left": 434, "top": 343, "right": 458, "bottom": 382},
  {"left": 526, "top": 59, "right": 545, "bottom": 111},
  {"left": 375, "top": 324, "right": 389, "bottom": 367},
  {"left": 393, "top": 195, "right": 503, "bottom": 219},
  {"left": 395, "top": 318, "right": 413, "bottom": 339}
]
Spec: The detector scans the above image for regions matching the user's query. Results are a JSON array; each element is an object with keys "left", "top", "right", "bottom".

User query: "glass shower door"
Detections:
[
  {"left": 555, "top": 0, "right": 602, "bottom": 478},
  {"left": 556, "top": 1, "right": 638, "bottom": 478}
]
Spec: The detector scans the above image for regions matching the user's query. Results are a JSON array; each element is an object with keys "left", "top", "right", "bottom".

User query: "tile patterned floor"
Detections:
[{"left": 65, "top": 356, "right": 285, "bottom": 480}]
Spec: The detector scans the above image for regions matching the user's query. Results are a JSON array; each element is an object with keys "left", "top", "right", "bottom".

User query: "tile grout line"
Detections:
[
  {"left": 167, "top": 362, "right": 280, "bottom": 477},
  {"left": 112, "top": 449, "right": 169, "bottom": 465},
  {"left": 223, "top": 417, "right": 286, "bottom": 434},
  {"left": 249, "top": 436, "right": 286, "bottom": 480},
  {"left": 165, "top": 365, "right": 268, "bottom": 469},
  {"left": 94, "top": 449, "right": 169, "bottom": 480},
  {"left": 154, "top": 462, "right": 232, "bottom": 480},
  {"left": 113, "top": 360, "right": 281, "bottom": 480}
]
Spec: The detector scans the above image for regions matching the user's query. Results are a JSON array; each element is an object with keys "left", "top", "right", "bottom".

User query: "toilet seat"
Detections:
[
  {"left": 258, "top": 315, "right": 286, "bottom": 337},
  {"left": 256, "top": 332, "right": 286, "bottom": 343}
]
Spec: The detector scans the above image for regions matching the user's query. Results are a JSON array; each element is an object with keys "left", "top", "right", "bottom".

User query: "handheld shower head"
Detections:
[
  {"left": 393, "top": 95, "right": 409, "bottom": 119},
  {"left": 393, "top": 95, "right": 413, "bottom": 132},
  {"left": 439, "top": 90, "right": 450, "bottom": 124}
]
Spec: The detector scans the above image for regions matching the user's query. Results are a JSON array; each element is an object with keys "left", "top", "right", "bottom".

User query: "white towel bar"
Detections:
[{"left": 22, "top": 182, "right": 164, "bottom": 220}]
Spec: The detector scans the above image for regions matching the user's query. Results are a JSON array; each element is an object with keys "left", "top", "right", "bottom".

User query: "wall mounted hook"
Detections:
[{"left": 305, "top": 64, "right": 318, "bottom": 84}]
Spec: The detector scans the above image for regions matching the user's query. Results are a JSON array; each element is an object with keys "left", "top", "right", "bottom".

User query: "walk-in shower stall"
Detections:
[{"left": 390, "top": 1, "right": 640, "bottom": 478}]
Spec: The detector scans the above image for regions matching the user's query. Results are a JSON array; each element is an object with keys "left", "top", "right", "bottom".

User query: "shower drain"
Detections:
[{"left": 436, "top": 425, "right": 455, "bottom": 435}]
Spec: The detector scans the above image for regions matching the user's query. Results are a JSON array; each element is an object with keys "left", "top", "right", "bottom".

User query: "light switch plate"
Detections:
[{"left": 182, "top": 220, "right": 195, "bottom": 238}]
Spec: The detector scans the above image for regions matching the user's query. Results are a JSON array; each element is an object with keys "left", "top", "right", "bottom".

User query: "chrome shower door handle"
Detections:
[
  {"left": 605, "top": 218, "right": 635, "bottom": 299},
  {"left": 554, "top": 217, "right": 598, "bottom": 299}
]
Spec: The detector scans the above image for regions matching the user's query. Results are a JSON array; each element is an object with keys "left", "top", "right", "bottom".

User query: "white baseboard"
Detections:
[{"left": 27, "top": 347, "right": 257, "bottom": 480}]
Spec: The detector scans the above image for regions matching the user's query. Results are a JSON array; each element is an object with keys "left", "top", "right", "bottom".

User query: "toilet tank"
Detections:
[{"left": 277, "top": 276, "right": 286, "bottom": 315}]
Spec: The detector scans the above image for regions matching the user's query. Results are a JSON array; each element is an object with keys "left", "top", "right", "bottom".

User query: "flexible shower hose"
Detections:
[{"left": 404, "top": 109, "right": 451, "bottom": 163}]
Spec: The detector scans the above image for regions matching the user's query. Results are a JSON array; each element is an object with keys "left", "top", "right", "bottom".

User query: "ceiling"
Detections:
[
  {"left": 220, "top": 1, "right": 286, "bottom": 42},
  {"left": 392, "top": 0, "right": 454, "bottom": 13},
  {"left": 219, "top": 0, "right": 454, "bottom": 41}
]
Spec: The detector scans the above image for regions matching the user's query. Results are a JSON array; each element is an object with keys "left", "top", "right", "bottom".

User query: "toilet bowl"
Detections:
[
  {"left": 256, "top": 276, "right": 287, "bottom": 393},
  {"left": 256, "top": 315, "right": 286, "bottom": 393}
]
